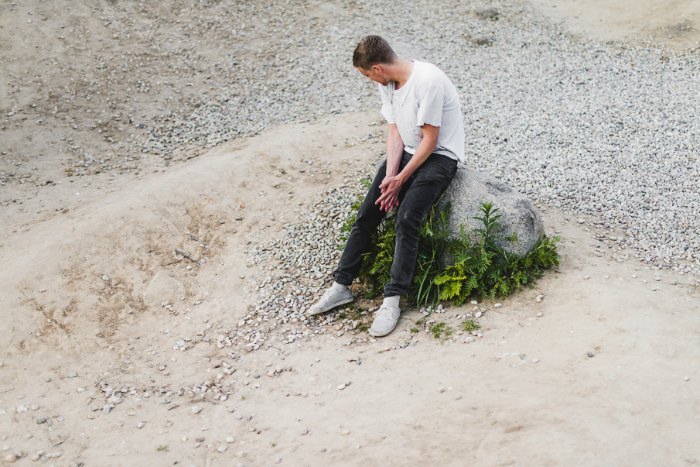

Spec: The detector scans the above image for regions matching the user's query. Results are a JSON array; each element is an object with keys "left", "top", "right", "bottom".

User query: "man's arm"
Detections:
[
  {"left": 378, "top": 124, "right": 405, "bottom": 211},
  {"left": 385, "top": 124, "right": 404, "bottom": 177},
  {"left": 376, "top": 124, "right": 439, "bottom": 208}
]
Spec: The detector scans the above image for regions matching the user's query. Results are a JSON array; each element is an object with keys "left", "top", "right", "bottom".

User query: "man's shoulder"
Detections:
[{"left": 414, "top": 61, "right": 450, "bottom": 87}]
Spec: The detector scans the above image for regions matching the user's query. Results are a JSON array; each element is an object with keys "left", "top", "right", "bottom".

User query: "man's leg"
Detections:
[
  {"left": 309, "top": 159, "right": 399, "bottom": 316},
  {"left": 385, "top": 154, "right": 457, "bottom": 296},
  {"left": 332, "top": 160, "right": 392, "bottom": 285},
  {"left": 369, "top": 154, "right": 457, "bottom": 336}
]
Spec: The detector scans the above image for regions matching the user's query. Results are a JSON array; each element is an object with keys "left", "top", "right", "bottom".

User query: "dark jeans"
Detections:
[{"left": 334, "top": 151, "right": 458, "bottom": 297}]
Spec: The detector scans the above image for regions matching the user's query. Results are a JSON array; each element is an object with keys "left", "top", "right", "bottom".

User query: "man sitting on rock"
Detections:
[{"left": 307, "top": 35, "right": 465, "bottom": 337}]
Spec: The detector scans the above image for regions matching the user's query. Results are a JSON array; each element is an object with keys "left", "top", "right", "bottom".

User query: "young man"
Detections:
[{"left": 308, "top": 35, "right": 465, "bottom": 337}]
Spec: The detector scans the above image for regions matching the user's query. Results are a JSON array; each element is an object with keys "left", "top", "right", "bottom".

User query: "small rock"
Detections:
[
  {"left": 35, "top": 416, "right": 47, "bottom": 425},
  {"left": 536, "top": 311, "right": 543, "bottom": 318},
  {"left": 192, "top": 405, "right": 203, "bottom": 414},
  {"left": 475, "top": 7, "right": 500, "bottom": 20},
  {"left": 218, "top": 445, "right": 228, "bottom": 453},
  {"left": 586, "top": 351, "right": 595, "bottom": 358},
  {"left": 494, "top": 303, "right": 503, "bottom": 308},
  {"left": 473, "top": 36, "right": 495, "bottom": 46},
  {"left": 136, "top": 422, "right": 145, "bottom": 429}
]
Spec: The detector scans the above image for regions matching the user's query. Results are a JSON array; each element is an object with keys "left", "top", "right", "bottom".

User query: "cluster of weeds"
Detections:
[
  {"left": 460, "top": 319, "right": 481, "bottom": 332},
  {"left": 341, "top": 188, "right": 559, "bottom": 307},
  {"left": 429, "top": 321, "right": 453, "bottom": 339},
  {"left": 334, "top": 304, "right": 371, "bottom": 332}
]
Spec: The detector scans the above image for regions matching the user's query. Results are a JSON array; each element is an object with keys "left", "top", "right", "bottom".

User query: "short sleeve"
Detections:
[
  {"left": 416, "top": 84, "right": 444, "bottom": 127},
  {"left": 378, "top": 84, "right": 395, "bottom": 124}
]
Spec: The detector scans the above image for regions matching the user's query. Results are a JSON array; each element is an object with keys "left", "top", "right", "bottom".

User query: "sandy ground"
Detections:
[
  {"left": 1, "top": 112, "right": 699, "bottom": 465},
  {"left": 2, "top": 1, "right": 700, "bottom": 466},
  {"left": 528, "top": 0, "right": 700, "bottom": 49}
]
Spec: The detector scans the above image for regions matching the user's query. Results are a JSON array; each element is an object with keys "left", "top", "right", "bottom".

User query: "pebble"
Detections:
[
  {"left": 192, "top": 405, "right": 203, "bottom": 414},
  {"left": 218, "top": 445, "right": 228, "bottom": 453}
]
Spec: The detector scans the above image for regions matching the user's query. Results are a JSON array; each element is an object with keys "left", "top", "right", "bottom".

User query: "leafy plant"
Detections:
[
  {"left": 429, "top": 321, "right": 453, "bottom": 339},
  {"left": 460, "top": 319, "right": 481, "bottom": 332},
  {"left": 342, "top": 185, "right": 559, "bottom": 307}
]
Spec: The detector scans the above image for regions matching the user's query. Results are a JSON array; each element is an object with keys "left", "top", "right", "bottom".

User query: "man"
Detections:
[{"left": 307, "top": 35, "right": 465, "bottom": 337}]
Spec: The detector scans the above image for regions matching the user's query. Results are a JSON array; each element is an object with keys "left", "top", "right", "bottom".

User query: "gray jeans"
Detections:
[{"left": 333, "top": 151, "right": 458, "bottom": 297}]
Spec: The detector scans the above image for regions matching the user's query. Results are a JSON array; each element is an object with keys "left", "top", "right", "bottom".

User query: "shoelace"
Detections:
[{"left": 375, "top": 305, "right": 398, "bottom": 319}]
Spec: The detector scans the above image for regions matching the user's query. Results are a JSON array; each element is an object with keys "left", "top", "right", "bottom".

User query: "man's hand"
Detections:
[{"left": 376, "top": 175, "right": 404, "bottom": 212}]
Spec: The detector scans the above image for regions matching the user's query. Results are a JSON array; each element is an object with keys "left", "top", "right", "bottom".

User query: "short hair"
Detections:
[{"left": 352, "top": 35, "right": 397, "bottom": 70}]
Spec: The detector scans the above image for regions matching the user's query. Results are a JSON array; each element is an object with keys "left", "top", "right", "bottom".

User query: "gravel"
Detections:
[{"left": 1, "top": 0, "right": 697, "bottom": 275}]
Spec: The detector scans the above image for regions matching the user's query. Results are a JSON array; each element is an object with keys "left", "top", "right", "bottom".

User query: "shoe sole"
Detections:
[
  {"left": 307, "top": 296, "right": 354, "bottom": 316},
  {"left": 368, "top": 326, "right": 397, "bottom": 337}
]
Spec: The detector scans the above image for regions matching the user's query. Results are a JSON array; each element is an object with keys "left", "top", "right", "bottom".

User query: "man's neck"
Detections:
[{"left": 389, "top": 58, "right": 414, "bottom": 90}]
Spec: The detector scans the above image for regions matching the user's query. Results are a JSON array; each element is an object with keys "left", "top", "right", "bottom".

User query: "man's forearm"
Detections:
[
  {"left": 397, "top": 131, "right": 438, "bottom": 182},
  {"left": 386, "top": 124, "right": 404, "bottom": 176}
]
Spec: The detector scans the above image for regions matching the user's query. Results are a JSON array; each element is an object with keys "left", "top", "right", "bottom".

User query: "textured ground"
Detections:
[{"left": 1, "top": 0, "right": 699, "bottom": 465}]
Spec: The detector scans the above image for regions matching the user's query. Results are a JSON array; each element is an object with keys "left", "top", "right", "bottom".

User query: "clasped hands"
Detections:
[{"left": 375, "top": 174, "right": 404, "bottom": 212}]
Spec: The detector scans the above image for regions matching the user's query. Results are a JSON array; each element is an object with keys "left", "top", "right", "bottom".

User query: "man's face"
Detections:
[{"left": 356, "top": 64, "right": 389, "bottom": 86}]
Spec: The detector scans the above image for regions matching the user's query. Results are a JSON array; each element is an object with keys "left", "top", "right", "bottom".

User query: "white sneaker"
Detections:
[
  {"left": 368, "top": 304, "right": 401, "bottom": 337},
  {"left": 307, "top": 284, "right": 354, "bottom": 316}
]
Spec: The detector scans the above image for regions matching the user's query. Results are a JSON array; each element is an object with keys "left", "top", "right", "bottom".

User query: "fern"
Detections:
[{"left": 345, "top": 183, "right": 559, "bottom": 306}]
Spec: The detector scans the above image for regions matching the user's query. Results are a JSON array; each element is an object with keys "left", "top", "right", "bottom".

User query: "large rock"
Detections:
[{"left": 440, "top": 167, "right": 545, "bottom": 257}]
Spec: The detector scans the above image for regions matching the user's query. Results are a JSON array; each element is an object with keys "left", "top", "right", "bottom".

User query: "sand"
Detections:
[
  {"left": 528, "top": 0, "right": 700, "bottom": 50},
  {"left": 1, "top": 111, "right": 699, "bottom": 465},
  {"left": 2, "top": 1, "right": 700, "bottom": 465}
]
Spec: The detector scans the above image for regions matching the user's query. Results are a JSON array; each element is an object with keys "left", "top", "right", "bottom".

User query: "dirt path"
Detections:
[
  {"left": 528, "top": 0, "right": 700, "bottom": 50},
  {"left": 1, "top": 113, "right": 699, "bottom": 465}
]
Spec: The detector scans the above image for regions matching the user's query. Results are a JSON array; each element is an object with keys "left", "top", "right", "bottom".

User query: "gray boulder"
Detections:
[{"left": 440, "top": 167, "right": 545, "bottom": 257}]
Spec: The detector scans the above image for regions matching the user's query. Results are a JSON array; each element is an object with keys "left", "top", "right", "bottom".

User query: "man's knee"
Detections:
[{"left": 395, "top": 208, "right": 421, "bottom": 234}]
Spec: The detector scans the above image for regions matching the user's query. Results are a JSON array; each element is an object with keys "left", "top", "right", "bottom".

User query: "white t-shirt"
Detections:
[{"left": 378, "top": 60, "right": 465, "bottom": 164}]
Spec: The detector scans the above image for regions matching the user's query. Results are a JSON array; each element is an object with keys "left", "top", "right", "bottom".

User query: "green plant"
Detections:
[
  {"left": 461, "top": 319, "right": 481, "bottom": 332},
  {"left": 344, "top": 184, "right": 559, "bottom": 306},
  {"left": 429, "top": 321, "right": 453, "bottom": 339}
]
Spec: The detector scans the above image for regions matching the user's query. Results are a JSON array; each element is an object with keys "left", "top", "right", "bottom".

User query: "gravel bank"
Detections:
[{"left": 1, "top": 0, "right": 698, "bottom": 275}]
